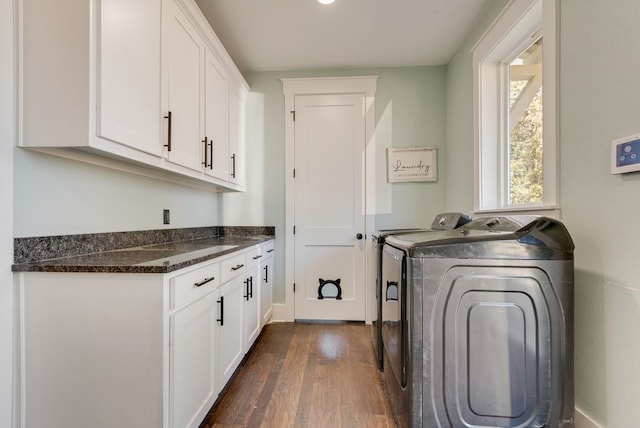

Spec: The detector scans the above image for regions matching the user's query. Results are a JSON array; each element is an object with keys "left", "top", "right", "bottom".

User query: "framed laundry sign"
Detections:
[{"left": 387, "top": 147, "right": 437, "bottom": 182}]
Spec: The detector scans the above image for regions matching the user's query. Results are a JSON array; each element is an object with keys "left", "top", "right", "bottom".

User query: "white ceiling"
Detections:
[{"left": 195, "top": 0, "right": 493, "bottom": 73}]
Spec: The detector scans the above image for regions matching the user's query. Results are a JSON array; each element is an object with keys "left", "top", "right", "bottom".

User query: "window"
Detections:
[
  {"left": 472, "top": 0, "right": 557, "bottom": 213},
  {"left": 509, "top": 36, "right": 543, "bottom": 205}
]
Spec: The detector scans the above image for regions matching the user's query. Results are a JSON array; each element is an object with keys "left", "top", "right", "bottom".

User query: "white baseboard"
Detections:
[
  {"left": 575, "top": 407, "right": 603, "bottom": 428},
  {"left": 271, "top": 303, "right": 293, "bottom": 322}
]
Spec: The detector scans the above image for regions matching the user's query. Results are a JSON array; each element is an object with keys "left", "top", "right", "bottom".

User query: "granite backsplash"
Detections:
[{"left": 14, "top": 226, "right": 275, "bottom": 264}]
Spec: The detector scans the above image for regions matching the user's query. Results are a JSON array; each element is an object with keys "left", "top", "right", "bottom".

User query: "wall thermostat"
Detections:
[{"left": 611, "top": 133, "right": 640, "bottom": 174}]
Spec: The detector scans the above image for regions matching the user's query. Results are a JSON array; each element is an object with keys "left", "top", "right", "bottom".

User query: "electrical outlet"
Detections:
[{"left": 163, "top": 209, "right": 170, "bottom": 225}]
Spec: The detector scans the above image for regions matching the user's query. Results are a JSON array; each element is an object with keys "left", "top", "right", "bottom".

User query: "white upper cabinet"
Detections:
[
  {"left": 162, "top": 0, "right": 205, "bottom": 172},
  {"left": 98, "top": 0, "right": 163, "bottom": 157},
  {"left": 204, "top": 48, "right": 230, "bottom": 181},
  {"left": 20, "top": 0, "right": 248, "bottom": 192},
  {"left": 228, "top": 85, "right": 247, "bottom": 187}
]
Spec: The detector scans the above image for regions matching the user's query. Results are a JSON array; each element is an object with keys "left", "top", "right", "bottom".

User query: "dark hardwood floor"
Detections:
[{"left": 201, "top": 322, "right": 396, "bottom": 428}]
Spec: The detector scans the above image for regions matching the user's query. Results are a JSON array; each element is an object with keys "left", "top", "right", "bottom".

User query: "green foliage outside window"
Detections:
[{"left": 509, "top": 82, "right": 543, "bottom": 205}]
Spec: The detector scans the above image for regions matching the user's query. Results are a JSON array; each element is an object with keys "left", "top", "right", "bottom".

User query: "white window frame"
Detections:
[{"left": 472, "top": 0, "right": 558, "bottom": 215}]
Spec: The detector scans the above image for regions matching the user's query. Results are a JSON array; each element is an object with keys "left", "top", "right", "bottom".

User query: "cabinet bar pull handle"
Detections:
[
  {"left": 252, "top": 254, "right": 262, "bottom": 260},
  {"left": 267, "top": 249, "right": 274, "bottom": 253},
  {"left": 231, "top": 264, "right": 244, "bottom": 271},
  {"left": 264, "top": 265, "right": 268, "bottom": 283},
  {"left": 249, "top": 276, "right": 253, "bottom": 299},
  {"left": 209, "top": 139, "right": 213, "bottom": 170},
  {"left": 244, "top": 278, "right": 250, "bottom": 301},
  {"left": 194, "top": 276, "right": 215, "bottom": 287},
  {"left": 164, "top": 111, "right": 172, "bottom": 151},
  {"left": 217, "top": 296, "right": 224, "bottom": 326},
  {"left": 231, "top": 154, "right": 236, "bottom": 178},
  {"left": 202, "top": 137, "right": 208, "bottom": 166}
]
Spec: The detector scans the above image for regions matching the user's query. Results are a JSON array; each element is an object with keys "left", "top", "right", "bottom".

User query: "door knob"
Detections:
[{"left": 356, "top": 233, "right": 363, "bottom": 240}]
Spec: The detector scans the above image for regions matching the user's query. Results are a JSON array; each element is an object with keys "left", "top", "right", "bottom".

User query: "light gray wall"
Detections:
[
  {"left": 445, "top": 0, "right": 509, "bottom": 213},
  {"left": 225, "top": 67, "right": 448, "bottom": 303},
  {"left": 371, "top": 67, "right": 448, "bottom": 230},
  {"left": 13, "top": 150, "right": 221, "bottom": 237},
  {"left": 446, "top": 0, "right": 640, "bottom": 426},
  {"left": 1, "top": 0, "right": 15, "bottom": 425},
  {"left": 560, "top": 1, "right": 640, "bottom": 426}
]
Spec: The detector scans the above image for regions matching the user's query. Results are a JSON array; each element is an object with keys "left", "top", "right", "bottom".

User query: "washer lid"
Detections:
[
  {"left": 385, "top": 216, "right": 574, "bottom": 260},
  {"left": 430, "top": 212, "right": 472, "bottom": 230},
  {"left": 373, "top": 212, "right": 471, "bottom": 241}
]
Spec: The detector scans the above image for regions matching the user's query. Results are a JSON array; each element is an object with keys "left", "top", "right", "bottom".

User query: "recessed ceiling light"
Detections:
[{"left": 318, "top": 0, "right": 335, "bottom": 4}]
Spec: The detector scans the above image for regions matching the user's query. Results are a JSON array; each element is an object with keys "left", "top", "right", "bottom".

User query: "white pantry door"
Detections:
[{"left": 294, "top": 93, "right": 366, "bottom": 321}]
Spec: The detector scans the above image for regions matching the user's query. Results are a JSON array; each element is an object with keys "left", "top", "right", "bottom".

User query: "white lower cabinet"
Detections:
[
  {"left": 215, "top": 274, "right": 244, "bottom": 392},
  {"left": 20, "top": 273, "right": 166, "bottom": 428},
  {"left": 170, "top": 292, "right": 217, "bottom": 428},
  {"left": 242, "top": 265, "right": 260, "bottom": 352},
  {"left": 19, "top": 241, "right": 273, "bottom": 428},
  {"left": 260, "top": 243, "right": 275, "bottom": 327},
  {"left": 169, "top": 259, "right": 219, "bottom": 428}
]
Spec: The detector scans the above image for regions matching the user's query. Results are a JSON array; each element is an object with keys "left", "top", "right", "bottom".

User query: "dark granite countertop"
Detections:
[{"left": 12, "top": 227, "right": 275, "bottom": 274}]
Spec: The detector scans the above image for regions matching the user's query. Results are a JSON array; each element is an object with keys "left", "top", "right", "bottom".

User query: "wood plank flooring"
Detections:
[{"left": 200, "top": 322, "right": 396, "bottom": 428}]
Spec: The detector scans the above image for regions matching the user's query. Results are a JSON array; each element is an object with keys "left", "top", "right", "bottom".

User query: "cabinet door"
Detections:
[
  {"left": 204, "top": 48, "right": 229, "bottom": 181},
  {"left": 170, "top": 291, "right": 217, "bottom": 428},
  {"left": 98, "top": 0, "right": 163, "bottom": 156},
  {"left": 217, "top": 275, "right": 244, "bottom": 391},
  {"left": 260, "top": 254, "right": 274, "bottom": 328},
  {"left": 243, "top": 266, "right": 260, "bottom": 352},
  {"left": 228, "top": 85, "right": 246, "bottom": 186},
  {"left": 162, "top": 0, "right": 204, "bottom": 172}
]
